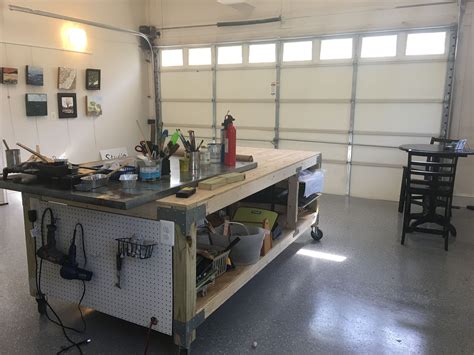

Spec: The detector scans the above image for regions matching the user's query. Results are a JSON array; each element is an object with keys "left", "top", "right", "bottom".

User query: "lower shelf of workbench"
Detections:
[{"left": 195, "top": 211, "right": 317, "bottom": 319}]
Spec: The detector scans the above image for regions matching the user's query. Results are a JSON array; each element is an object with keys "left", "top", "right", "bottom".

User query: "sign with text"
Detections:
[{"left": 100, "top": 147, "right": 128, "bottom": 160}]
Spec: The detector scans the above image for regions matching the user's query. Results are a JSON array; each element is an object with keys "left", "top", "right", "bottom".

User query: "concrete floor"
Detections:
[{"left": 1, "top": 191, "right": 473, "bottom": 354}]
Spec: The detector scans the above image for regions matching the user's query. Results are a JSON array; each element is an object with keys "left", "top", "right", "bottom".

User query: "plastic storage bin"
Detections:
[{"left": 197, "top": 223, "right": 265, "bottom": 266}]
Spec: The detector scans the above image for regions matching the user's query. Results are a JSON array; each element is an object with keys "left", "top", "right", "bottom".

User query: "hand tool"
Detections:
[
  {"left": 170, "top": 131, "right": 180, "bottom": 145},
  {"left": 2, "top": 139, "right": 10, "bottom": 150},
  {"left": 135, "top": 120, "right": 153, "bottom": 159},
  {"left": 196, "top": 139, "right": 204, "bottom": 151},
  {"left": 115, "top": 250, "right": 123, "bottom": 288},
  {"left": 16, "top": 142, "right": 53, "bottom": 163}
]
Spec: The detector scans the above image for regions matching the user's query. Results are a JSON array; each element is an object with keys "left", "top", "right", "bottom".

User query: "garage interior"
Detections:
[{"left": 0, "top": 0, "right": 473, "bottom": 354}]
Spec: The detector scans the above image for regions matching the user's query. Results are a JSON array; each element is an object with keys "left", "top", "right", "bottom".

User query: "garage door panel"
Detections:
[
  {"left": 354, "top": 103, "right": 442, "bottom": 134},
  {"left": 351, "top": 166, "right": 403, "bottom": 201},
  {"left": 357, "top": 62, "right": 447, "bottom": 99},
  {"left": 279, "top": 140, "right": 347, "bottom": 161},
  {"left": 280, "top": 67, "right": 353, "bottom": 99},
  {"left": 217, "top": 103, "right": 274, "bottom": 128},
  {"left": 280, "top": 132, "right": 348, "bottom": 144},
  {"left": 280, "top": 103, "right": 350, "bottom": 131},
  {"left": 353, "top": 135, "right": 429, "bottom": 147},
  {"left": 323, "top": 163, "right": 348, "bottom": 195},
  {"left": 217, "top": 70, "right": 275, "bottom": 99},
  {"left": 352, "top": 146, "right": 406, "bottom": 165},
  {"left": 161, "top": 72, "right": 212, "bottom": 99},
  {"left": 237, "top": 130, "right": 274, "bottom": 142},
  {"left": 162, "top": 102, "right": 212, "bottom": 127},
  {"left": 237, "top": 140, "right": 274, "bottom": 149}
]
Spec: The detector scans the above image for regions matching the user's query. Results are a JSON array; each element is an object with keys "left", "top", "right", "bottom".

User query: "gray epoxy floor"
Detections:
[{"left": 1, "top": 191, "right": 473, "bottom": 354}]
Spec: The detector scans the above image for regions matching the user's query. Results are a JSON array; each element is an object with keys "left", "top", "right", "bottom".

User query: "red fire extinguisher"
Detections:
[{"left": 224, "top": 113, "right": 236, "bottom": 166}]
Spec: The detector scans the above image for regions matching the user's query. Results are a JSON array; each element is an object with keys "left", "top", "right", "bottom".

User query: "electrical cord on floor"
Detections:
[{"left": 34, "top": 209, "right": 90, "bottom": 354}]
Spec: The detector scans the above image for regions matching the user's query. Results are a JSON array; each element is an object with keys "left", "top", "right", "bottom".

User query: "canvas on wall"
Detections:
[
  {"left": 86, "top": 95, "right": 103, "bottom": 116},
  {"left": 25, "top": 94, "right": 48, "bottom": 116},
  {"left": 57, "top": 93, "right": 77, "bottom": 118},
  {"left": 86, "top": 69, "right": 101, "bottom": 90},
  {"left": 26, "top": 65, "right": 44, "bottom": 86},
  {"left": 1, "top": 67, "right": 18, "bottom": 84},
  {"left": 58, "top": 67, "right": 76, "bottom": 89}
]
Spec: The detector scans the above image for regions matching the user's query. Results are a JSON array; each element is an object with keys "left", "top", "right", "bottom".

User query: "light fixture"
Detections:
[
  {"left": 296, "top": 249, "right": 347, "bottom": 262},
  {"left": 63, "top": 26, "right": 87, "bottom": 52}
]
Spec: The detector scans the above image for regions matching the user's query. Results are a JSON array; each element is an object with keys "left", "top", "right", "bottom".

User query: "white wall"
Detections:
[
  {"left": 0, "top": 0, "right": 150, "bottom": 164},
  {"left": 148, "top": 0, "right": 457, "bottom": 45},
  {"left": 451, "top": 1, "right": 474, "bottom": 204}
]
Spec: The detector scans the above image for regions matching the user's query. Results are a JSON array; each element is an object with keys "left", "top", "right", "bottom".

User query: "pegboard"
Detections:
[{"left": 32, "top": 199, "right": 173, "bottom": 335}]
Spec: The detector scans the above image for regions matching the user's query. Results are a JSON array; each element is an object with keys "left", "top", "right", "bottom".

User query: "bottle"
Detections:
[{"left": 224, "top": 114, "right": 236, "bottom": 166}]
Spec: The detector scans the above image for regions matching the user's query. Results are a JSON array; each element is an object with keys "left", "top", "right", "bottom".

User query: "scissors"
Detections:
[{"left": 135, "top": 141, "right": 158, "bottom": 158}]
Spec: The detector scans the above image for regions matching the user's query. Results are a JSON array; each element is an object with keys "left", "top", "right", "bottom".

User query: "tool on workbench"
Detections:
[
  {"left": 2, "top": 139, "right": 10, "bottom": 150},
  {"left": 75, "top": 159, "right": 132, "bottom": 191},
  {"left": 176, "top": 186, "right": 196, "bottom": 198},
  {"left": 115, "top": 249, "right": 124, "bottom": 288},
  {"left": 16, "top": 142, "right": 53, "bottom": 163},
  {"left": 136, "top": 120, "right": 153, "bottom": 159}
]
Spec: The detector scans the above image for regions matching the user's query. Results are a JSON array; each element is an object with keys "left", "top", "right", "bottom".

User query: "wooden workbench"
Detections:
[{"left": 1, "top": 147, "right": 322, "bottom": 353}]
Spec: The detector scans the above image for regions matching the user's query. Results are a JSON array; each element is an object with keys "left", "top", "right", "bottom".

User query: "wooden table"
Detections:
[{"left": 0, "top": 147, "right": 322, "bottom": 353}]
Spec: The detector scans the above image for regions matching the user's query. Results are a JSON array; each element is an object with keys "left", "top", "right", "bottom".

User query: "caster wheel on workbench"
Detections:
[{"left": 311, "top": 228, "right": 323, "bottom": 241}]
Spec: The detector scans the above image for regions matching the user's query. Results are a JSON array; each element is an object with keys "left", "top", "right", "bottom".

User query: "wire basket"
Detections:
[{"left": 116, "top": 237, "right": 157, "bottom": 259}]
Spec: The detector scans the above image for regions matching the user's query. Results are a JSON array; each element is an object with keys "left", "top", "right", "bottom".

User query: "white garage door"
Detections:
[{"left": 156, "top": 27, "right": 455, "bottom": 201}]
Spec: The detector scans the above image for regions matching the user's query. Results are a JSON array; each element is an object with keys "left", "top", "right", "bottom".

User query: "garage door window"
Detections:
[
  {"left": 283, "top": 41, "right": 312, "bottom": 62},
  {"left": 406, "top": 32, "right": 446, "bottom": 56},
  {"left": 249, "top": 43, "right": 276, "bottom": 63},
  {"left": 320, "top": 38, "right": 353, "bottom": 60},
  {"left": 161, "top": 49, "right": 183, "bottom": 67},
  {"left": 218, "top": 46, "right": 243, "bottom": 64},
  {"left": 189, "top": 47, "right": 212, "bottom": 65},
  {"left": 361, "top": 35, "right": 397, "bottom": 58}
]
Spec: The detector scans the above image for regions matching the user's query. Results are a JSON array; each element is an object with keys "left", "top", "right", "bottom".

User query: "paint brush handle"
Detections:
[{"left": 2, "top": 139, "right": 10, "bottom": 151}]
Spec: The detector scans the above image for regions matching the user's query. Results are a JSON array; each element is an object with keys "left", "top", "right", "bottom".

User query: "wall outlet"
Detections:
[
  {"left": 51, "top": 111, "right": 57, "bottom": 119},
  {"left": 160, "top": 220, "right": 175, "bottom": 246}
]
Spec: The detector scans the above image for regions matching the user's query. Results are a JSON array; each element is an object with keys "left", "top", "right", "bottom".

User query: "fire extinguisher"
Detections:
[{"left": 223, "top": 113, "right": 236, "bottom": 166}]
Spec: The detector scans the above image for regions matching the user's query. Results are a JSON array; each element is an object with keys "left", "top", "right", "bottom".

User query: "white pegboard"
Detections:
[{"left": 33, "top": 199, "right": 173, "bottom": 335}]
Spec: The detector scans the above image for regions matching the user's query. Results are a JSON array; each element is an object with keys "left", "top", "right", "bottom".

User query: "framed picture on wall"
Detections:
[
  {"left": 86, "top": 95, "right": 103, "bottom": 116},
  {"left": 25, "top": 94, "right": 47, "bottom": 116},
  {"left": 26, "top": 65, "right": 44, "bottom": 86},
  {"left": 86, "top": 69, "right": 101, "bottom": 90},
  {"left": 58, "top": 67, "right": 76, "bottom": 89},
  {"left": 1, "top": 67, "right": 18, "bottom": 84},
  {"left": 57, "top": 93, "right": 77, "bottom": 118}
]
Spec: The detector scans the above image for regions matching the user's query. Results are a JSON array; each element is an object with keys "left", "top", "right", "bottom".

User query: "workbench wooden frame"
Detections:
[{"left": 12, "top": 148, "right": 322, "bottom": 353}]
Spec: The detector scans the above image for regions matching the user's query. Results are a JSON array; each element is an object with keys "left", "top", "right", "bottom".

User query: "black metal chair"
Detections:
[
  {"left": 401, "top": 151, "right": 458, "bottom": 251},
  {"left": 398, "top": 137, "right": 459, "bottom": 213}
]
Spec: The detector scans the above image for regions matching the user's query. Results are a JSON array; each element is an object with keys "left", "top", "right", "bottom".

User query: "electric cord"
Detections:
[{"left": 35, "top": 209, "right": 90, "bottom": 354}]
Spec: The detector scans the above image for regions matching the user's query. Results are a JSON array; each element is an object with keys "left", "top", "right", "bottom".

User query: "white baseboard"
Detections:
[{"left": 453, "top": 194, "right": 474, "bottom": 207}]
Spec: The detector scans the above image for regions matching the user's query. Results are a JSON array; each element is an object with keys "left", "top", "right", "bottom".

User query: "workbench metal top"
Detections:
[{"left": 0, "top": 158, "right": 257, "bottom": 210}]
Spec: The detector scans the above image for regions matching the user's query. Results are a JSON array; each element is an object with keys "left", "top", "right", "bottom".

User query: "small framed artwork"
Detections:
[
  {"left": 57, "top": 93, "right": 77, "bottom": 118},
  {"left": 1, "top": 67, "right": 18, "bottom": 84},
  {"left": 86, "top": 69, "right": 101, "bottom": 90},
  {"left": 86, "top": 95, "right": 103, "bottom": 116},
  {"left": 25, "top": 94, "right": 48, "bottom": 116},
  {"left": 58, "top": 67, "right": 76, "bottom": 89},
  {"left": 26, "top": 65, "right": 44, "bottom": 86}
]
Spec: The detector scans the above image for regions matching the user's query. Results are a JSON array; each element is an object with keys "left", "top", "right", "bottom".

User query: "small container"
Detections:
[
  {"left": 179, "top": 157, "right": 189, "bottom": 172},
  {"left": 139, "top": 160, "right": 161, "bottom": 182},
  {"left": 208, "top": 143, "right": 221, "bottom": 164},
  {"left": 189, "top": 151, "right": 200, "bottom": 172},
  {"left": 119, "top": 174, "right": 138, "bottom": 189},
  {"left": 6, "top": 149, "right": 21, "bottom": 168},
  {"left": 200, "top": 147, "right": 210, "bottom": 165}
]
